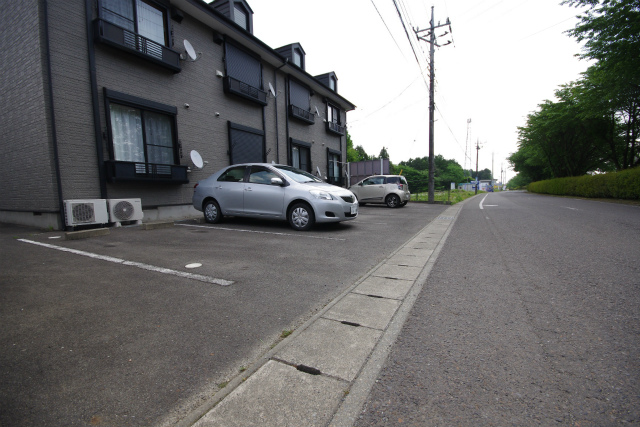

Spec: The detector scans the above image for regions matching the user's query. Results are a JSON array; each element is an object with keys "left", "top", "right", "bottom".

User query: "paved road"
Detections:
[
  {"left": 355, "top": 192, "right": 640, "bottom": 426},
  {"left": 0, "top": 202, "right": 447, "bottom": 427}
]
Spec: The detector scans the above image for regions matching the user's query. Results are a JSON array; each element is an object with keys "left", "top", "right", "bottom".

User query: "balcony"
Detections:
[
  {"left": 289, "top": 105, "right": 315, "bottom": 125},
  {"left": 105, "top": 161, "right": 188, "bottom": 184},
  {"left": 326, "top": 121, "right": 345, "bottom": 136},
  {"left": 93, "top": 19, "right": 181, "bottom": 73},
  {"left": 223, "top": 76, "right": 268, "bottom": 106}
]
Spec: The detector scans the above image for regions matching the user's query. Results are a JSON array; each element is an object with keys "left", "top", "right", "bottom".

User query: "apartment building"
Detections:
[{"left": 0, "top": 0, "right": 356, "bottom": 229}]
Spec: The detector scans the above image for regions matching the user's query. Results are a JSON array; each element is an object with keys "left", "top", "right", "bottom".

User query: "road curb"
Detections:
[{"left": 179, "top": 200, "right": 468, "bottom": 427}]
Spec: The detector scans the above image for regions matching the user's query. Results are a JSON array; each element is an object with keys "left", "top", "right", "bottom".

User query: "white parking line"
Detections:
[
  {"left": 17, "top": 239, "right": 233, "bottom": 286},
  {"left": 176, "top": 223, "right": 346, "bottom": 241}
]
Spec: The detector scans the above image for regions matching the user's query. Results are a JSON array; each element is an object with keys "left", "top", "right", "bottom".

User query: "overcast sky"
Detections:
[{"left": 243, "top": 0, "right": 590, "bottom": 182}]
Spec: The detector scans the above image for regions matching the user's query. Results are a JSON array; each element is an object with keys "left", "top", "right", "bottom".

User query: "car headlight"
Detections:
[{"left": 309, "top": 190, "right": 334, "bottom": 200}]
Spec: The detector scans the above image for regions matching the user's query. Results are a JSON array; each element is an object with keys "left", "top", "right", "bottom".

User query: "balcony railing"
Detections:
[
  {"left": 326, "top": 121, "right": 345, "bottom": 136},
  {"left": 105, "top": 161, "right": 188, "bottom": 184},
  {"left": 223, "top": 76, "right": 268, "bottom": 106},
  {"left": 93, "top": 19, "right": 181, "bottom": 73},
  {"left": 289, "top": 105, "right": 315, "bottom": 125}
]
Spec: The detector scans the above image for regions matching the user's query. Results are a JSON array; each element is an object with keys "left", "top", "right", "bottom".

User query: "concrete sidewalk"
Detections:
[{"left": 177, "top": 202, "right": 464, "bottom": 427}]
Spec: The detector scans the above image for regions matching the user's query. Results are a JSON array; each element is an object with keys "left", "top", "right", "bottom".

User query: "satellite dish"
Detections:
[
  {"left": 268, "top": 82, "right": 276, "bottom": 98},
  {"left": 183, "top": 39, "right": 198, "bottom": 61},
  {"left": 315, "top": 106, "right": 320, "bottom": 116},
  {"left": 190, "top": 150, "right": 204, "bottom": 169}
]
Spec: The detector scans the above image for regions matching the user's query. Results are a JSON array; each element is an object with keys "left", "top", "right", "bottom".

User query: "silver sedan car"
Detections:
[{"left": 192, "top": 163, "right": 358, "bottom": 231}]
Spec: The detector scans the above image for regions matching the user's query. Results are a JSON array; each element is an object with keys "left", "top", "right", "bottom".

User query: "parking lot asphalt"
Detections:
[{"left": 0, "top": 202, "right": 449, "bottom": 427}]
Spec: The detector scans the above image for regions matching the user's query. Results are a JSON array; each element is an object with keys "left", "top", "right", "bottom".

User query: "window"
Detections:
[
  {"left": 96, "top": 0, "right": 180, "bottom": 71},
  {"left": 326, "top": 103, "right": 344, "bottom": 135},
  {"left": 289, "top": 79, "right": 314, "bottom": 124},
  {"left": 233, "top": 4, "right": 248, "bottom": 30},
  {"left": 224, "top": 42, "right": 267, "bottom": 105},
  {"left": 228, "top": 122, "right": 264, "bottom": 164},
  {"left": 102, "top": 0, "right": 167, "bottom": 47},
  {"left": 293, "top": 48, "right": 303, "bottom": 68},
  {"left": 329, "top": 75, "right": 337, "bottom": 91},
  {"left": 104, "top": 89, "right": 186, "bottom": 183},
  {"left": 291, "top": 140, "right": 311, "bottom": 172},
  {"left": 218, "top": 166, "right": 246, "bottom": 182},
  {"left": 249, "top": 166, "right": 279, "bottom": 185},
  {"left": 327, "top": 104, "right": 339, "bottom": 124},
  {"left": 109, "top": 104, "right": 175, "bottom": 165},
  {"left": 327, "top": 150, "right": 341, "bottom": 186},
  {"left": 363, "top": 177, "right": 384, "bottom": 186}
]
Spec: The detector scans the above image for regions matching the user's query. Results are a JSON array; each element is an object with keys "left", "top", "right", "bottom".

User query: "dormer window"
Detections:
[
  {"left": 315, "top": 72, "right": 338, "bottom": 93},
  {"left": 293, "top": 48, "right": 303, "bottom": 68},
  {"left": 211, "top": 0, "right": 254, "bottom": 33},
  {"left": 275, "top": 43, "right": 306, "bottom": 71},
  {"left": 233, "top": 4, "right": 248, "bottom": 30},
  {"left": 329, "top": 75, "right": 337, "bottom": 91}
]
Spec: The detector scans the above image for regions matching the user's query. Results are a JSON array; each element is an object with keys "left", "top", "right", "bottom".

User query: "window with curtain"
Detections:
[{"left": 109, "top": 103, "right": 176, "bottom": 165}]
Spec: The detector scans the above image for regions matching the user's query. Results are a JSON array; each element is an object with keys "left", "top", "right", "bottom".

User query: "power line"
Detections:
[
  {"left": 392, "top": 0, "right": 422, "bottom": 69},
  {"left": 369, "top": 0, "right": 406, "bottom": 61},
  {"left": 349, "top": 67, "right": 429, "bottom": 125}
]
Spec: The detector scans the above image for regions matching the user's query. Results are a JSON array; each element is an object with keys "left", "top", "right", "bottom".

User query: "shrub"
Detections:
[{"left": 527, "top": 167, "right": 640, "bottom": 199}]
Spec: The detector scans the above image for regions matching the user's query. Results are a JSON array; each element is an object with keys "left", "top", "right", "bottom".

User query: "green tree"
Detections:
[
  {"left": 564, "top": 0, "right": 640, "bottom": 169},
  {"left": 346, "top": 131, "right": 371, "bottom": 162},
  {"left": 379, "top": 146, "right": 390, "bottom": 160},
  {"left": 390, "top": 163, "right": 429, "bottom": 193},
  {"left": 510, "top": 84, "right": 614, "bottom": 178},
  {"left": 399, "top": 157, "right": 429, "bottom": 171}
]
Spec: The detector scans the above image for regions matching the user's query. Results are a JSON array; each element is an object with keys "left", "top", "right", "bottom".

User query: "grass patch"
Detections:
[
  {"left": 412, "top": 190, "right": 479, "bottom": 204},
  {"left": 218, "top": 381, "right": 228, "bottom": 389},
  {"left": 280, "top": 330, "right": 293, "bottom": 339}
]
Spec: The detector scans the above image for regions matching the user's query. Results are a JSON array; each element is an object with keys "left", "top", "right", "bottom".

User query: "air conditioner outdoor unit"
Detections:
[
  {"left": 107, "top": 198, "right": 143, "bottom": 226},
  {"left": 64, "top": 199, "right": 109, "bottom": 227}
]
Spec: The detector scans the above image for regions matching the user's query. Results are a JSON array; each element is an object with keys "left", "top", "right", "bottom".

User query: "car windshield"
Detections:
[{"left": 274, "top": 165, "right": 322, "bottom": 183}]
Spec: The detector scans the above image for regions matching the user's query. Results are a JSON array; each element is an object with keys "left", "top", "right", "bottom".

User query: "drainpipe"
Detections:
[
  {"left": 274, "top": 58, "right": 288, "bottom": 164},
  {"left": 85, "top": 0, "right": 108, "bottom": 199},
  {"left": 42, "top": 0, "right": 65, "bottom": 229}
]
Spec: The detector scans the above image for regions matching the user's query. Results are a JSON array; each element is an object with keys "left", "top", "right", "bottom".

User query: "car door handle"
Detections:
[{"left": 245, "top": 187, "right": 252, "bottom": 191}]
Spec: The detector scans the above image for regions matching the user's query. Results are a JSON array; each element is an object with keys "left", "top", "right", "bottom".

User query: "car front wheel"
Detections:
[
  {"left": 288, "top": 202, "right": 315, "bottom": 231},
  {"left": 203, "top": 200, "right": 222, "bottom": 224},
  {"left": 386, "top": 194, "right": 401, "bottom": 208}
]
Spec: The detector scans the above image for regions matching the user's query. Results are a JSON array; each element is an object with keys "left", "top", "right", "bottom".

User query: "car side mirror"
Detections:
[{"left": 271, "top": 177, "right": 284, "bottom": 186}]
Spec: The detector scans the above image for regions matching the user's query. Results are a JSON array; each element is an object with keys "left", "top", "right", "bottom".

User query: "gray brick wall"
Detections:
[{"left": 0, "top": 0, "right": 58, "bottom": 213}]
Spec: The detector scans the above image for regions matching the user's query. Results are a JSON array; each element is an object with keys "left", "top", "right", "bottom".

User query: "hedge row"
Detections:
[{"left": 527, "top": 167, "right": 640, "bottom": 199}]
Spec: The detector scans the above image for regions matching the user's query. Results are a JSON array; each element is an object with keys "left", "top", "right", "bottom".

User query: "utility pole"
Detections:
[
  {"left": 415, "top": 8, "right": 452, "bottom": 203},
  {"left": 465, "top": 118, "right": 472, "bottom": 178},
  {"left": 475, "top": 139, "right": 480, "bottom": 195}
]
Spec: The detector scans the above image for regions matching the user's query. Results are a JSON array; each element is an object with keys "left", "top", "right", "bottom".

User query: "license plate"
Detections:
[{"left": 351, "top": 205, "right": 358, "bottom": 215}]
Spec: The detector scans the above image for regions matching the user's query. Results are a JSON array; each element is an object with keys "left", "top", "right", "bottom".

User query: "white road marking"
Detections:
[
  {"left": 176, "top": 223, "right": 346, "bottom": 241},
  {"left": 479, "top": 194, "right": 489, "bottom": 210},
  {"left": 17, "top": 239, "right": 233, "bottom": 286},
  {"left": 563, "top": 207, "right": 579, "bottom": 211}
]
